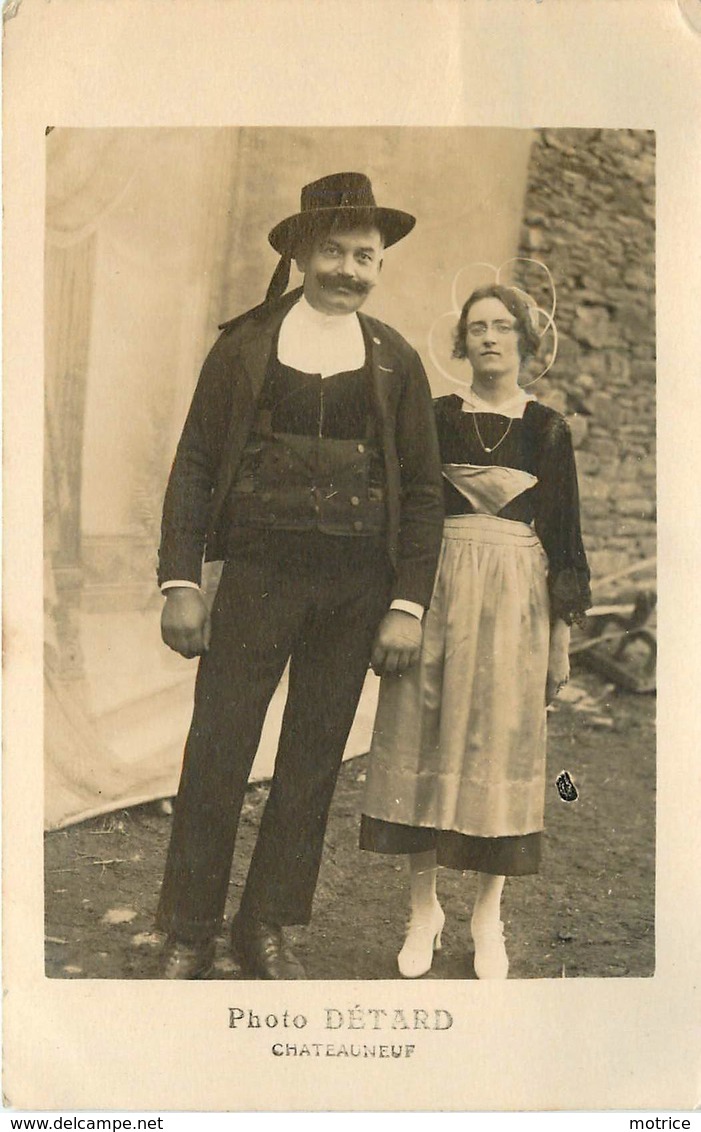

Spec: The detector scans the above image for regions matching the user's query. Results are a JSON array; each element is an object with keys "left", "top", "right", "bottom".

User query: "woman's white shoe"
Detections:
[
  {"left": 471, "top": 918, "right": 509, "bottom": 979},
  {"left": 397, "top": 904, "right": 445, "bottom": 978}
]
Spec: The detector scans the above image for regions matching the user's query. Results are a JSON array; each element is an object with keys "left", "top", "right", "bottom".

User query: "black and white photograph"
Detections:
[
  {"left": 42, "top": 125, "right": 656, "bottom": 982},
  {"left": 3, "top": 0, "right": 700, "bottom": 1116}
]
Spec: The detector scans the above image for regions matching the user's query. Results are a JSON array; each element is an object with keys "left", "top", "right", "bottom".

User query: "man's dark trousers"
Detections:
[{"left": 156, "top": 531, "right": 392, "bottom": 944}]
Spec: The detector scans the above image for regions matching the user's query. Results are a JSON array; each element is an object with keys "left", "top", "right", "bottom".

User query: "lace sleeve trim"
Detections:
[{"left": 549, "top": 567, "right": 592, "bottom": 628}]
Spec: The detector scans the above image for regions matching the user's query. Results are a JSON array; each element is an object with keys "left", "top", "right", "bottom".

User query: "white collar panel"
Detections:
[
  {"left": 277, "top": 296, "right": 366, "bottom": 378},
  {"left": 459, "top": 386, "right": 536, "bottom": 419}
]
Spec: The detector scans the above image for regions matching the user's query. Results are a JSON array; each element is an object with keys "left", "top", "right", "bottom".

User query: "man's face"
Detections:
[{"left": 296, "top": 225, "right": 384, "bottom": 315}]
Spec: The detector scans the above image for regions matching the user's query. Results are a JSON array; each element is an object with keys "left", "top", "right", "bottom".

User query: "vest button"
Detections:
[
  {"left": 350, "top": 496, "right": 360, "bottom": 506},
  {"left": 261, "top": 492, "right": 272, "bottom": 502},
  {"left": 357, "top": 443, "right": 365, "bottom": 454},
  {"left": 268, "top": 514, "right": 276, "bottom": 524},
  {"left": 353, "top": 520, "right": 364, "bottom": 532}
]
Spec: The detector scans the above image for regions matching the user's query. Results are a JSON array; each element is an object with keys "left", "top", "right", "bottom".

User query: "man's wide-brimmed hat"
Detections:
[{"left": 268, "top": 171, "right": 416, "bottom": 254}]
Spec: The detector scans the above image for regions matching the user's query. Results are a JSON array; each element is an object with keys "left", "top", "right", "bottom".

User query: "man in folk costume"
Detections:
[{"left": 155, "top": 172, "right": 444, "bottom": 979}]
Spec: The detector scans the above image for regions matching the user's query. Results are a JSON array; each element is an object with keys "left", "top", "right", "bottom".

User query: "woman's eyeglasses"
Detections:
[{"left": 466, "top": 320, "right": 517, "bottom": 338}]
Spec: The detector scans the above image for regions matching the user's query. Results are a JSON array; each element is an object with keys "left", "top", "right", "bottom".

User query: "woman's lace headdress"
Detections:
[{"left": 427, "top": 257, "right": 559, "bottom": 391}]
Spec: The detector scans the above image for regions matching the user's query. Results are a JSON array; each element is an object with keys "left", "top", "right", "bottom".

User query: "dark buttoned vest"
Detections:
[{"left": 223, "top": 343, "right": 388, "bottom": 541}]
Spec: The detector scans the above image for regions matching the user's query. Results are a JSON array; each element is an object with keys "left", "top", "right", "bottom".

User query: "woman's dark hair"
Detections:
[{"left": 452, "top": 284, "right": 541, "bottom": 362}]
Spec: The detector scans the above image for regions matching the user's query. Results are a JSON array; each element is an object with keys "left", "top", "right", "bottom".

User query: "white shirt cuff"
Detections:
[
  {"left": 161, "top": 585, "right": 423, "bottom": 623},
  {"left": 389, "top": 599, "right": 424, "bottom": 621}
]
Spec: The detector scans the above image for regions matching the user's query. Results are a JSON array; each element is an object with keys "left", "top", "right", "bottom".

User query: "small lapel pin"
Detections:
[{"left": 373, "top": 336, "right": 381, "bottom": 345}]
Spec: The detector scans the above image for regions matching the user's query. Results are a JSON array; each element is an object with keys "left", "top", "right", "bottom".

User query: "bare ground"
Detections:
[{"left": 44, "top": 672, "right": 655, "bottom": 981}]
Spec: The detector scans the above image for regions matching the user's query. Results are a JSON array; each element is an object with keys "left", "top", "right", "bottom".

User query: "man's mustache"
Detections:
[{"left": 317, "top": 274, "right": 370, "bottom": 295}]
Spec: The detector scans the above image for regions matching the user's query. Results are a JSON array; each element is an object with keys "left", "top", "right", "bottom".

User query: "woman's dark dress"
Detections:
[{"left": 360, "top": 393, "right": 591, "bottom": 875}]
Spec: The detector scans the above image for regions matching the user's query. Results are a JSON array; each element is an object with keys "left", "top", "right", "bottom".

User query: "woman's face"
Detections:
[{"left": 464, "top": 297, "right": 521, "bottom": 380}]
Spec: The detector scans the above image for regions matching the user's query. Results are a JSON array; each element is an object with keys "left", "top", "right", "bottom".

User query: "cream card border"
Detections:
[{"left": 3, "top": 0, "right": 701, "bottom": 1112}]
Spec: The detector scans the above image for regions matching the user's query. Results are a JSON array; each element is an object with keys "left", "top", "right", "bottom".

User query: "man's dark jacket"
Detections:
[{"left": 158, "top": 287, "right": 444, "bottom": 608}]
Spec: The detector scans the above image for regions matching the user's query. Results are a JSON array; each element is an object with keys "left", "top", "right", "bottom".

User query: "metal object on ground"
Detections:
[{"left": 571, "top": 587, "right": 657, "bottom": 694}]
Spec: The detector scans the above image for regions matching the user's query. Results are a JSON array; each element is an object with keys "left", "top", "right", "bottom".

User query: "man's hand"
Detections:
[
  {"left": 371, "top": 609, "right": 423, "bottom": 677},
  {"left": 161, "top": 587, "right": 211, "bottom": 659}
]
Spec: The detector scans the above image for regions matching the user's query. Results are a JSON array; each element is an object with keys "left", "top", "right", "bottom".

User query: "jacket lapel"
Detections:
[
  {"left": 237, "top": 287, "right": 304, "bottom": 400},
  {"left": 209, "top": 289, "right": 303, "bottom": 527},
  {"left": 359, "top": 313, "right": 397, "bottom": 426}
]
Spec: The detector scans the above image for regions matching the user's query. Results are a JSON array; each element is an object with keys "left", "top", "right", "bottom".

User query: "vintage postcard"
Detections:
[{"left": 3, "top": 0, "right": 700, "bottom": 1114}]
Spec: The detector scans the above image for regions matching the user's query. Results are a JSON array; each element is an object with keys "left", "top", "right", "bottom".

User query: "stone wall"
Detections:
[{"left": 516, "top": 128, "right": 656, "bottom": 595}]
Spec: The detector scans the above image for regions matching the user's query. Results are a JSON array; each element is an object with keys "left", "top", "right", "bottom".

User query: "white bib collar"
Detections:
[
  {"left": 277, "top": 296, "right": 366, "bottom": 377},
  {"left": 459, "top": 386, "right": 535, "bottom": 420}
]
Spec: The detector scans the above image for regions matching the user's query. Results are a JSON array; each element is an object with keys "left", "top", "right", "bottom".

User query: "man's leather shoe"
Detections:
[
  {"left": 160, "top": 936, "right": 215, "bottom": 979},
  {"left": 231, "top": 915, "right": 306, "bottom": 980}
]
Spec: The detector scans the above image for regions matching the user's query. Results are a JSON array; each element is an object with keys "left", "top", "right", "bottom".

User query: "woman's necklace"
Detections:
[{"left": 472, "top": 411, "right": 513, "bottom": 455}]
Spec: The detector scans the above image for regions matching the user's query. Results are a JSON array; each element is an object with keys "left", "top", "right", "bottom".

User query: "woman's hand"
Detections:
[
  {"left": 161, "top": 587, "right": 211, "bottom": 658},
  {"left": 371, "top": 610, "right": 423, "bottom": 676},
  {"left": 546, "top": 618, "right": 571, "bottom": 705},
  {"left": 546, "top": 652, "right": 570, "bottom": 705}
]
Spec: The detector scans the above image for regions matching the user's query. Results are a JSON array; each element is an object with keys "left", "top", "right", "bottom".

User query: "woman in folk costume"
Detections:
[{"left": 361, "top": 270, "right": 591, "bottom": 979}]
